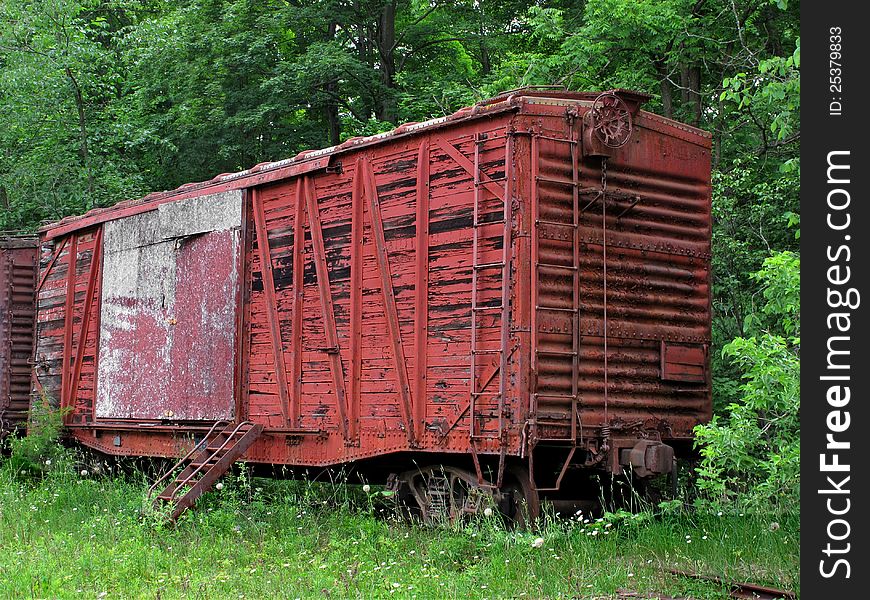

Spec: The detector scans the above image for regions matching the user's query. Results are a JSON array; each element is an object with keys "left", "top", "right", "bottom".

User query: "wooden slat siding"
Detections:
[
  {"left": 414, "top": 139, "right": 430, "bottom": 431},
  {"left": 33, "top": 230, "right": 101, "bottom": 422},
  {"left": 251, "top": 188, "right": 291, "bottom": 425},
  {"left": 349, "top": 160, "right": 364, "bottom": 442},
  {"left": 433, "top": 136, "right": 505, "bottom": 200},
  {"left": 35, "top": 236, "right": 67, "bottom": 294},
  {"left": 303, "top": 176, "right": 351, "bottom": 441},
  {"left": 361, "top": 158, "right": 416, "bottom": 445},
  {"left": 241, "top": 126, "right": 512, "bottom": 440},
  {"left": 69, "top": 233, "right": 101, "bottom": 424}
]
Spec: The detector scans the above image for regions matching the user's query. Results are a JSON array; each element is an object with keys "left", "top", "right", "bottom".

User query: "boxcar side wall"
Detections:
[{"left": 241, "top": 112, "right": 525, "bottom": 465}]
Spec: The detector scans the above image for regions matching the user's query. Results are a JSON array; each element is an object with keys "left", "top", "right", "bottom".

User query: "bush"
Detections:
[
  {"left": 2, "top": 394, "right": 69, "bottom": 479},
  {"left": 694, "top": 251, "right": 800, "bottom": 510}
]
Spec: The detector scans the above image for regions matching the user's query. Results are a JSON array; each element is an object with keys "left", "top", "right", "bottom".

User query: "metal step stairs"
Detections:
[{"left": 148, "top": 420, "right": 263, "bottom": 521}]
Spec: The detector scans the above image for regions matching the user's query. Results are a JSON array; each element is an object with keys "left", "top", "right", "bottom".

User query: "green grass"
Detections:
[{"left": 0, "top": 459, "right": 799, "bottom": 599}]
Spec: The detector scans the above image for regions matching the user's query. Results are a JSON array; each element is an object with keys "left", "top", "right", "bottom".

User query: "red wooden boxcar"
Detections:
[
  {"left": 1, "top": 236, "right": 38, "bottom": 437},
  {"left": 34, "top": 89, "right": 711, "bottom": 518}
]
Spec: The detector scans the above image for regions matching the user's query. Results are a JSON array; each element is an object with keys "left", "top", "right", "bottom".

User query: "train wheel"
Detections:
[
  {"left": 403, "top": 465, "right": 492, "bottom": 523},
  {"left": 503, "top": 464, "right": 540, "bottom": 529}
]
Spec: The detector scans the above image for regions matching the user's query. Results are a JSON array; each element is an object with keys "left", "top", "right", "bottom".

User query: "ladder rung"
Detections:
[
  {"left": 536, "top": 305, "right": 575, "bottom": 313},
  {"left": 471, "top": 392, "right": 502, "bottom": 397},
  {"left": 537, "top": 219, "right": 577, "bottom": 228},
  {"left": 536, "top": 176, "right": 578, "bottom": 186},
  {"left": 473, "top": 305, "right": 504, "bottom": 312},
  {"left": 473, "top": 219, "right": 506, "bottom": 227},
  {"left": 538, "top": 263, "right": 578, "bottom": 271},
  {"left": 473, "top": 261, "right": 505, "bottom": 270},
  {"left": 471, "top": 349, "right": 502, "bottom": 355},
  {"left": 537, "top": 350, "right": 578, "bottom": 357}
]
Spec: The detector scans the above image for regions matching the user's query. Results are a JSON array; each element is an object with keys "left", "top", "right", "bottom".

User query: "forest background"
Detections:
[{"left": 0, "top": 0, "right": 800, "bottom": 509}]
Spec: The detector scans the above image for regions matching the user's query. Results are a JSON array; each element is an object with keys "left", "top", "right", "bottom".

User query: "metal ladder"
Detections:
[
  {"left": 469, "top": 131, "right": 514, "bottom": 444},
  {"left": 148, "top": 420, "right": 263, "bottom": 521},
  {"left": 530, "top": 132, "right": 581, "bottom": 446}
]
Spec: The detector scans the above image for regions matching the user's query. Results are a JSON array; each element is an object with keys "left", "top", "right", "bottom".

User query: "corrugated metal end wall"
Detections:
[
  {"left": 1, "top": 238, "right": 38, "bottom": 434},
  {"left": 572, "top": 116, "right": 711, "bottom": 438}
]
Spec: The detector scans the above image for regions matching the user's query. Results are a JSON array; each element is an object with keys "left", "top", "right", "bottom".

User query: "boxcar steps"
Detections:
[{"left": 148, "top": 421, "right": 263, "bottom": 521}]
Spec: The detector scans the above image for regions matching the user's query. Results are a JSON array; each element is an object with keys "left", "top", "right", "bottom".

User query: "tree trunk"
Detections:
[
  {"left": 687, "top": 64, "right": 701, "bottom": 126},
  {"left": 65, "top": 67, "right": 94, "bottom": 201},
  {"left": 324, "top": 21, "right": 341, "bottom": 146},
  {"left": 479, "top": 40, "right": 491, "bottom": 76},
  {"left": 655, "top": 60, "right": 673, "bottom": 119},
  {"left": 678, "top": 63, "right": 702, "bottom": 126},
  {"left": 679, "top": 64, "right": 690, "bottom": 103},
  {"left": 375, "top": 1, "right": 398, "bottom": 124}
]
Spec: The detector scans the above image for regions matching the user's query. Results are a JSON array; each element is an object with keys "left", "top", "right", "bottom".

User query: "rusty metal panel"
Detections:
[
  {"left": 95, "top": 191, "right": 242, "bottom": 420},
  {"left": 661, "top": 341, "right": 707, "bottom": 383},
  {"left": 0, "top": 237, "right": 38, "bottom": 435}
]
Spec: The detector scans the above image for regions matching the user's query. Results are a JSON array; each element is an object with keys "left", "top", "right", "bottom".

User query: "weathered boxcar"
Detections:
[
  {"left": 1, "top": 236, "right": 38, "bottom": 438},
  {"left": 34, "top": 89, "right": 711, "bottom": 519}
]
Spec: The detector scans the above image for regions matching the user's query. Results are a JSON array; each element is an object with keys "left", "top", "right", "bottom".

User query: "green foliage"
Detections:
[
  {"left": 0, "top": 470, "right": 799, "bottom": 597},
  {"left": 694, "top": 251, "right": 800, "bottom": 510},
  {"left": 2, "top": 396, "right": 70, "bottom": 479}
]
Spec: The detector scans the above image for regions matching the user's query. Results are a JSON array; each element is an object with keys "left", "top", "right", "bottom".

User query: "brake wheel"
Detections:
[{"left": 590, "top": 92, "right": 633, "bottom": 148}]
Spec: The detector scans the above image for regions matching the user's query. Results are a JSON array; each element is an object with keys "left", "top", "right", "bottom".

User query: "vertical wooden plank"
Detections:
[
  {"left": 303, "top": 176, "right": 350, "bottom": 441},
  {"left": 348, "top": 161, "right": 364, "bottom": 442},
  {"left": 362, "top": 160, "right": 416, "bottom": 446},
  {"left": 290, "top": 179, "right": 305, "bottom": 426},
  {"left": 234, "top": 189, "right": 252, "bottom": 423},
  {"left": 413, "top": 140, "right": 430, "bottom": 437},
  {"left": 252, "top": 188, "right": 291, "bottom": 426},
  {"left": 68, "top": 228, "right": 103, "bottom": 415},
  {"left": 60, "top": 233, "right": 78, "bottom": 417}
]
